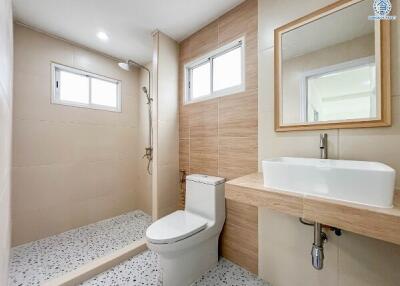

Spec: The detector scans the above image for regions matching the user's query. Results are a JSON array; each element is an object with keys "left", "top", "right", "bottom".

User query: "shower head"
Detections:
[
  {"left": 118, "top": 61, "right": 131, "bottom": 71},
  {"left": 118, "top": 60, "right": 149, "bottom": 72},
  {"left": 119, "top": 60, "right": 151, "bottom": 101}
]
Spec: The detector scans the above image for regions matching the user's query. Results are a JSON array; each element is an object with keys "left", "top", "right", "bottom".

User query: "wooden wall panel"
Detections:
[
  {"left": 219, "top": 93, "right": 258, "bottom": 137},
  {"left": 218, "top": 137, "right": 258, "bottom": 179},
  {"left": 220, "top": 200, "right": 258, "bottom": 274},
  {"left": 178, "top": 0, "right": 259, "bottom": 274}
]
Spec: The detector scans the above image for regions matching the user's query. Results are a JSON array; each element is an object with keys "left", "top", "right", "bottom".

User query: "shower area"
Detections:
[
  {"left": 119, "top": 60, "right": 153, "bottom": 176},
  {"left": 9, "top": 26, "right": 179, "bottom": 286}
]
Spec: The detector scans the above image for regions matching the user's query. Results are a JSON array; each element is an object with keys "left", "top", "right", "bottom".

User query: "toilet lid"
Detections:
[{"left": 146, "top": 210, "right": 208, "bottom": 244}]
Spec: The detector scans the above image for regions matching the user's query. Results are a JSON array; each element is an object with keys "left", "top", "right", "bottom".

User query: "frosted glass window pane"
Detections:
[
  {"left": 213, "top": 47, "right": 242, "bottom": 92},
  {"left": 191, "top": 62, "right": 210, "bottom": 99},
  {"left": 59, "top": 70, "right": 89, "bottom": 104},
  {"left": 91, "top": 78, "right": 118, "bottom": 107}
]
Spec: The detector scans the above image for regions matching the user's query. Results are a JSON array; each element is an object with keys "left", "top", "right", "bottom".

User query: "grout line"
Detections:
[
  {"left": 12, "top": 157, "right": 136, "bottom": 169},
  {"left": 336, "top": 233, "right": 340, "bottom": 286},
  {"left": 13, "top": 117, "right": 138, "bottom": 129},
  {"left": 217, "top": 98, "right": 220, "bottom": 176},
  {"left": 188, "top": 136, "right": 191, "bottom": 174},
  {"left": 337, "top": 129, "right": 340, "bottom": 160},
  {"left": 259, "top": 45, "right": 274, "bottom": 53},
  {"left": 188, "top": 118, "right": 191, "bottom": 174}
]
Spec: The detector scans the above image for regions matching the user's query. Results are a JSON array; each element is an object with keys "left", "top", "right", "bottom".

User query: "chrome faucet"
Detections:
[{"left": 320, "top": 133, "right": 328, "bottom": 159}]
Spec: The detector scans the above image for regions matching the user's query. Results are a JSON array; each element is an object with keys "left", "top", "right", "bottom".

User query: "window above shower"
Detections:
[
  {"left": 51, "top": 63, "right": 122, "bottom": 112},
  {"left": 184, "top": 37, "right": 245, "bottom": 104}
]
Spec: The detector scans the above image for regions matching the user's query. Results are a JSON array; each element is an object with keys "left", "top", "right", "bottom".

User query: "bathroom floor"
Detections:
[
  {"left": 8, "top": 210, "right": 152, "bottom": 286},
  {"left": 81, "top": 250, "right": 269, "bottom": 286},
  {"left": 9, "top": 210, "right": 269, "bottom": 286}
]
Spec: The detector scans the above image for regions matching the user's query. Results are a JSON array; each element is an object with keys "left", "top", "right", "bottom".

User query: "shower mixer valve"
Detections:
[{"left": 143, "top": 147, "right": 153, "bottom": 160}]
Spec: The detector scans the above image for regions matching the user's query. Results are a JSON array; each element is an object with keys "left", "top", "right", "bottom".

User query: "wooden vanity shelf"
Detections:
[{"left": 226, "top": 173, "right": 400, "bottom": 245}]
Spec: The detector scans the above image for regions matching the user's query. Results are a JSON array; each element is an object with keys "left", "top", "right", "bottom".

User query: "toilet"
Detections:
[{"left": 146, "top": 174, "right": 225, "bottom": 286}]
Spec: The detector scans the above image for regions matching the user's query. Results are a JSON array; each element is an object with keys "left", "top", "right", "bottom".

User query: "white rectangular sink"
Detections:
[{"left": 262, "top": 157, "right": 396, "bottom": 208}]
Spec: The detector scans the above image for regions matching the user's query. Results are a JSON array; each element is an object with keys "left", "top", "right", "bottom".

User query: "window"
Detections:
[
  {"left": 300, "top": 56, "right": 376, "bottom": 122},
  {"left": 52, "top": 63, "right": 121, "bottom": 112},
  {"left": 185, "top": 38, "right": 245, "bottom": 104}
]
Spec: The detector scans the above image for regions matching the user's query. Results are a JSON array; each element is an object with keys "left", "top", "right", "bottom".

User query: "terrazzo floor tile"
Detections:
[
  {"left": 81, "top": 250, "right": 270, "bottom": 286},
  {"left": 8, "top": 210, "right": 152, "bottom": 286}
]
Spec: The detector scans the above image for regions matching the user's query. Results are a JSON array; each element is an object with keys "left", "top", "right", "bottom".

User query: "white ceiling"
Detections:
[{"left": 13, "top": 0, "right": 245, "bottom": 64}]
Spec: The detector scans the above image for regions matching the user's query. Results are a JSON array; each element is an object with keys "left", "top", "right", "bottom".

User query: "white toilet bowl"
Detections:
[{"left": 146, "top": 174, "right": 225, "bottom": 286}]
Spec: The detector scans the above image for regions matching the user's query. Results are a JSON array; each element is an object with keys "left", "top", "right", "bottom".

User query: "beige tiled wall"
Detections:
[
  {"left": 0, "top": 0, "right": 13, "bottom": 283},
  {"left": 12, "top": 24, "right": 143, "bottom": 246},
  {"left": 179, "top": 0, "right": 259, "bottom": 273},
  {"left": 258, "top": 0, "right": 400, "bottom": 285},
  {"left": 152, "top": 32, "right": 180, "bottom": 219}
]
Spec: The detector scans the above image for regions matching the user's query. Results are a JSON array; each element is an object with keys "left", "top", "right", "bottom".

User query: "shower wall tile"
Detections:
[
  {"left": 72, "top": 47, "right": 133, "bottom": 81},
  {"left": 0, "top": 173, "right": 11, "bottom": 285},
  {"left": 12, "top": 157, "right": 138, "bottom": 246},
  {"left": 0, "top": 0, "right": 12, "bottom": 284},
  {"left": 178, "top": 0, "right": 258, "bottom": 273},
  {"left": 11, "top": 209, "right": 42, "bottom": 246},
  {"left": 13, "top": 24, "right": 74, "bottom": 77},
  {"left": 13, "top": 70, "right": 139, "bottom": 128},
  {"left": 12, "top": 24, "right": 141, "bottom": 246},
  {"left": 0, "top": 92, "right": 12, "bottom": 183}
]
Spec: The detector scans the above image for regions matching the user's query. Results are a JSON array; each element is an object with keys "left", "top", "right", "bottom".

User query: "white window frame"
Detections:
[
  {"left": 299, "top": 56, "right": 375, "bottom": 122},
  {"left": 51, "top": 63, "right": 122, "bottom": 112},
  {"left": 184, "top": 37, "right": 245, "bottom": 104}
]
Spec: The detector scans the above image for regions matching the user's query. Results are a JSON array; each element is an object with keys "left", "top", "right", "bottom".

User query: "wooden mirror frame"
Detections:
[{"left": 274, "top": 0, "right": 391, "bottom": 132}]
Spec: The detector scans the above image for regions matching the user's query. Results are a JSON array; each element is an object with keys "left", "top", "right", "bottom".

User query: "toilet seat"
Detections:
[{"left": 146, "top": 210, "right": 208, "bottom": 244}]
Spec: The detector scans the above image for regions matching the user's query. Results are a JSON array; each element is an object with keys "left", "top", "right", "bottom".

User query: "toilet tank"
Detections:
[{"left": 185, "top": 174, "right": 225, "bottom": 223}]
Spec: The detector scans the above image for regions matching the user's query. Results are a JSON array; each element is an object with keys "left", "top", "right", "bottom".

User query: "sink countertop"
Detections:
[{"left": 226, "top": 173, "right": 400, "bottom": 246}]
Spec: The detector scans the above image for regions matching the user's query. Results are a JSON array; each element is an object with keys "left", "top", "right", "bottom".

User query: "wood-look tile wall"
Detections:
[{"left": 178, "top": 0, "right": 258, "bottom": 274}]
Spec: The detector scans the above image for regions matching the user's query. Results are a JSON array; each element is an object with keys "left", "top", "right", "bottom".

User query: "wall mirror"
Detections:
[{"left": 275, "top": 0, "right": 391, "bottom": 131}]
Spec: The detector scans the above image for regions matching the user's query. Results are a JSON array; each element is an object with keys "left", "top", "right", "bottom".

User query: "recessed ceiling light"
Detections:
[{"left": 97, "top": 31, "right": 109, "bottom": 41}]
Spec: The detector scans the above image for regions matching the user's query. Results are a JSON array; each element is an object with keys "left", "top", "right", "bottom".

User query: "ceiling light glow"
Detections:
[{"left": 97, "top": 31, "right": 109, "bottom": 41}]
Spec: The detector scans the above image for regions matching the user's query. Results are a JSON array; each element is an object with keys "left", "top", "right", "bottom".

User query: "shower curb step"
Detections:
[{"left": 43, "top": 238, "right": 148, "bottom": 286}]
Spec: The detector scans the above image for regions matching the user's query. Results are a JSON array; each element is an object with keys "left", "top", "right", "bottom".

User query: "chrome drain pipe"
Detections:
[{"left": 311, "top": 222, "right": 327, "bottom": 270}]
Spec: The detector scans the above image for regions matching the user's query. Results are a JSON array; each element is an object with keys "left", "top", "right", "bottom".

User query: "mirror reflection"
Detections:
[{"left": 281, "top": 0, "right": 376, "bottom": 125}]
